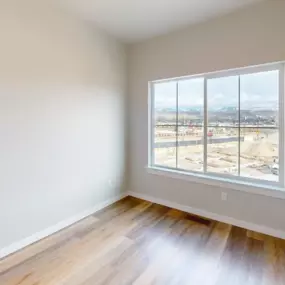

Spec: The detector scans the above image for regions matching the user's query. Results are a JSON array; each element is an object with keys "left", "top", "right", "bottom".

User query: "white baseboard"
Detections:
[
  {"left": 128, "top": 191, "right": 285, "bottom": 240},
  {"left": 0, "top": 192, "right": 128, "bottom": 259},
  {"left": 2, "top": 191, "right": 284, "bottom": 259}
]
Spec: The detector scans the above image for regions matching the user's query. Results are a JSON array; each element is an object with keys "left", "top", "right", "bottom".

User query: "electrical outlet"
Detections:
[
  {"left": 109, "top": 179, "right": 114, "bottom": 187},
  {"left": 221, "top": 192, "right": 227, "bottom": 201}
]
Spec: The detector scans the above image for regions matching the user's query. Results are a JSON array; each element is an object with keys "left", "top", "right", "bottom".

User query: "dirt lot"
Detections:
[{"left": 154, "top": 127, "right": 278, "bottom": 182}]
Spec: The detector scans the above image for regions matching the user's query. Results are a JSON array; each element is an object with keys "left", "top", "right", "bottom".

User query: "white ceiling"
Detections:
[{"left": 63, "top": 0, "right": 263, "bottom": 43}]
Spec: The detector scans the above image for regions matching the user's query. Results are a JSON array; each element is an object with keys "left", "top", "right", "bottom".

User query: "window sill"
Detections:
[{"left": 146, "top": 166, "right": 285, "bottom": 199}]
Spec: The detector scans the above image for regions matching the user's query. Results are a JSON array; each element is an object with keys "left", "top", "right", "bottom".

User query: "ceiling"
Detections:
[{"left": 63, "top": 0, "right": 263, "bottom": 43}]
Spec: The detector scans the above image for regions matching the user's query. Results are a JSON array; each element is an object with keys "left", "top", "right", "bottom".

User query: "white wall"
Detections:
[
  {"left": 0, "top": 0, "right": 126, "bottom": 250},
  {"left": 128, "top": 1, "right": 285, "bottom": 232}
]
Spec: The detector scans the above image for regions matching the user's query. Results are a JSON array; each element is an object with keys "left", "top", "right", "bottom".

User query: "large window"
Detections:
[{"left": 149, "top": 63, "right": 284, "bottom": 187}]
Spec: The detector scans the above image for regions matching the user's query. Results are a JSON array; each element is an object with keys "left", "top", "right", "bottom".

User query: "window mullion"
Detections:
[
  {"left": 176, "top": 82, "right": 179, "bottom": 169},
  {"left": 238, "top": 76, "right": 241, "bottom": 176},
  {"left": 279, "top": 65, "right": 285, "bottom": 186},
  {"left": 150, "top": 83, "right": 154, "bottom": 166},
  {"left": 204, "top": 78, "right": 207, "bottom": 173}
]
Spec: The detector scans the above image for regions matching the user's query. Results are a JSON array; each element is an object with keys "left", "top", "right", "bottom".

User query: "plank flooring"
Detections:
[{"left": 1, "top": 196, "right": 285, "bottom": 285}]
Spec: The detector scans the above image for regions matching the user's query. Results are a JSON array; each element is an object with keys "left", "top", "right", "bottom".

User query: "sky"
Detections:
[{"left": 154, "top": 70, "right": 279, "bottom": 110}]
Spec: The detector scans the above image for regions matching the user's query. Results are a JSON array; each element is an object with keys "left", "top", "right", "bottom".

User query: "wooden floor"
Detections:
[{"left": 1, "top": 197, "right": 285, "bottom": 285}]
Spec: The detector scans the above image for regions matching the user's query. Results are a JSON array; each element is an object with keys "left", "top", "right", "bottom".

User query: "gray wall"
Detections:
[
  {"left": 128, "top": 1, "right": 285, "bottom": 231},
  {"left": 0, "top": 0, "right": 127, "bottom": 249}
]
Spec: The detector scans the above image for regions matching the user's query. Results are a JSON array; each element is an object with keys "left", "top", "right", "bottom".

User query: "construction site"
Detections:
[{"left": 154, "top": 125, "right": 279, "bottom": 182}]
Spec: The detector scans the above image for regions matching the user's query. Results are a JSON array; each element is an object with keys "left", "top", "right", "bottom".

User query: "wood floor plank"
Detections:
[
  {"left": 0, "top": 215, "right": 99, "bottom": 274},
  {"left": 179, "top": 222, "right": 232, "bottom": 285},
  {"left": 263, "top": 237, "right": 285, "bottom": 285},
  {"left": 1, "top": 196, "right": 285, "bottom": 285}
]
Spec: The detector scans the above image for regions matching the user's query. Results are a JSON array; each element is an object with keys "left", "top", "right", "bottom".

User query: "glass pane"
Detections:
[
  {"left": 154, "top": 81, "right": 177, "bottom": 125},
  {"left": 154, "top": 126, "right": 176, "bottom": 168},
  {"left": 178, "top": 78, "right": 204, "bottom": 126},
  {"left": 177, "top": 126, "right": 204, "bottom": 172},
  {"left": 240, "top": 70, "right": 279, "bottom": 182},
  {"left": 240, "top": 127, "right": 279, "bottom": 182},
  {"left": 240, "top": 70, "right": 279, "bottom": 128},
  {"left": 207, "top": 76, "right": 239, "bottom": 127},
  {"left": 207, "top": 127, "right": 238, "bottom": 175}
]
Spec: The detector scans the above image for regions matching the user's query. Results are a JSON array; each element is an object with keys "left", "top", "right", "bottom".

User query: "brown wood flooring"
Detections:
[{"left": 1, "top": 196, "right": 285, "bottom": 285}]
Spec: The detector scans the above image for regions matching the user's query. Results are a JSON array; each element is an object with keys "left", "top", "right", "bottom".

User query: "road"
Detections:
[{"left": 155, "top": 136, "right": 244, "bottom": 148}]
